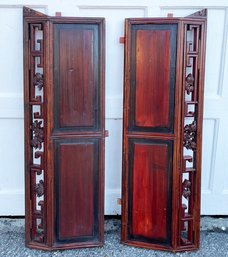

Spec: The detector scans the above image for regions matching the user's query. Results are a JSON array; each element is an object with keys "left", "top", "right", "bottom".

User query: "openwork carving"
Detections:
[
  {"left": 179, "top": 21, "right": 204, "bottom": 248},
  {"left": 182, "top": 179, "right": 191, "bottom": 198},
  {"left": 28, "top": 22, "right": 46, "bottom": 243},
  {"left": 33, "top": 73, "right": 44, "bottom": 90},
  {"left": 184, "top": 121, "right": 197, "bottom": 150},
  {"left": 185, "top": 73, "right": 194, "bottom": 94},
  {"left": 35, "top": 180, "right": 44, "bottom": 197},
  {"left": 30, "top": 120, "right": 44, "bottom": 149}
]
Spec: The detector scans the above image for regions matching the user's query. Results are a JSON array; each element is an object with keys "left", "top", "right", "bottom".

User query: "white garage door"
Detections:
[{"left": 0, "top": 0, "right": 227, "bottom": 215}]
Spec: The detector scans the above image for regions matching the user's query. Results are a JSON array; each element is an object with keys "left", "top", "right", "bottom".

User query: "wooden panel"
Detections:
[
  {"left": 129, "top": 24, "right": 177, "bottom": 133},
  {"left": 135, "top": 30, "right": 170, "bottom": 127},
  {"left": 128, "top": 139, "right": 173, "bottom": 245},
  {"left": 59, "top": 29, "right": 94, "bottom": 127},
  {"left": 55, "top": 139, "right": 99, "bottom": 242},
  {"left": 54, "top": 24, "right": 99, "bottom": 131}
]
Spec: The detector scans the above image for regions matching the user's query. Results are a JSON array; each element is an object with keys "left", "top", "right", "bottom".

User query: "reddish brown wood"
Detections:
[
  {"left": 23, "top": 6, "right": 105, "bottom": 250},
  {"left": 58, "top": 143, "right": 94, "bottom": 239},
  {"left": 132, "top": 143, "right": 168, "bottom": 240},
  {"left": 122, "top": 11, "right": 207, "bottom": 252},
  {"left": 135, "top": 30, "right": 170, "bottom": 128}
]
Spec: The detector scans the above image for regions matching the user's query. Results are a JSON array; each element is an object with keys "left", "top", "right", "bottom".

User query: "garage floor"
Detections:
[{"left": 0, "top": 217, "right": 227, "bottom": 257}]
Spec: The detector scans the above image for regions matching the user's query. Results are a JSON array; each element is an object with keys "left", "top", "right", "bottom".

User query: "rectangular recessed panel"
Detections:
[
  {"left": 54, "top": 24, "right": 99, "bottom": 131},
  {"left": 55, "top": 140, "right": 99, "bottom": 242},
  {"left": 59, "top": 29, "right": 94, "bottom": 127},
  {"left": 129, "top": 24, "right": 177, "bottom": 133},
  {"left": 128, "top": 139, "right": 172, "bottom": 245},
  {"left": 136, "top": 30, "right": 170, "bottom": 127}
]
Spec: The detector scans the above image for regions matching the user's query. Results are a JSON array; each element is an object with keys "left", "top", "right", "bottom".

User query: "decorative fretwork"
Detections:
[
  {"left": 184, "top": 121, "right": 197, "bottom": 151},
  {"left": 33, "top": 73, "right": 44, "bottom": 90},
  {"left": 179, "top": 21, "right": 204, "bottom": 248},
  {"left": 35, "top": 180, "right": 44, "bottom": 197},
  {"left": 30, "top": 120, "right": 44, "bottom": 149},
  {"left": 185, "top": 73, "right": 194, "bottom": 94},
  {"left": 28, "top": 22, "right": 46, "bottom": 243},
  {"left": 182, "top": 179, "right": 191, "bottom": 198}
]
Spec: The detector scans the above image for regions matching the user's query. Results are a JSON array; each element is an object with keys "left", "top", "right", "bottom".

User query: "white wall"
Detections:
[{"left": 0, "top": 0, "right": 228, "bottom": 215}]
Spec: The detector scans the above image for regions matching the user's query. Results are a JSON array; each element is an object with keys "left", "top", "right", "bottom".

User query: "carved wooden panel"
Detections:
[
  {"left": 24, "top": 21, "right": 46, "bottom": 243},
  {"left": 122, "top": 11, "right": 206, "bottom": 252},
  {"left": 24, "top": 7, "right": 105, "bottom": 250},
  {"left": 178, "top": 20, "right": 207, "bottom": 249}
]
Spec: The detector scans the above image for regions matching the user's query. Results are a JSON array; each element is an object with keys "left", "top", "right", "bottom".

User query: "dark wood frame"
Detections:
[
  {"left": 23, "top": 7, "right": 105, "bottom": 250},
  {"left": 121, "top": 10, "right": 207, "bottom": 252}
]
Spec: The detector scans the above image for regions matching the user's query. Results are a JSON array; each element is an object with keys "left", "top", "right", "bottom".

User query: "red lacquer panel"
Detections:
[
  {"left": 59, "top": 143, "right": 94, "bottom": 239},
  {"left": 135, "top": 30, "right": 171, "bottom": 128},
  {"left": 132, "top": 143, "right": 168, "bottom": 241},
  {"left": 59, "top": 29, "right": 94, "bottom": 127}
]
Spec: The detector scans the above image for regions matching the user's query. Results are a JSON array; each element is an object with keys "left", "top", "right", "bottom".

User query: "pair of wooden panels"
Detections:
[{"left": 24, "top": 7, "right": 206, "bottom": 252}]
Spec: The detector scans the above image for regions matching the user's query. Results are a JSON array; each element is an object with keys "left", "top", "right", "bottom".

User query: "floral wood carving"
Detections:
[
  {"left": 30, "top": 120, "right": 44, "bottom": 149},
  {"left": 184, "top": 121, "right": 197, "bottom": 150},
  {"left": 35, "top": 180, "right": 44, "bottom": 197},
  {"left": 33, "top": 73, "right": 44, "bottom": 90},
  {"left": 185, "top": 73, "right": 194, "bottom": 94},
  {"left": 182, "top": 179, "right": 191, "bottom": 199}
]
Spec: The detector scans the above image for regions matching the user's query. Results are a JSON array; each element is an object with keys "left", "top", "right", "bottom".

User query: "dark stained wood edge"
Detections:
[
  {"left": 121, "top": 18, "right": 131, "bottom": 244},
  {"left": 46, "top": 20, "right": 53, "bottom": 248},
  {"left": 23, "top": 17, "right": 31, "bottom": 247},
  {"left": 171, "top": 20, "right": 184, "bottom": 250},
  {"left": 193, "top": 19, "right": 207, "bottom": 249}
]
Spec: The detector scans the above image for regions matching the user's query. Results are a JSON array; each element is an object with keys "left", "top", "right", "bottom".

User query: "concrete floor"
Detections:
[{"left": 0, "top": 217, "right": 227, "bottom": 257}]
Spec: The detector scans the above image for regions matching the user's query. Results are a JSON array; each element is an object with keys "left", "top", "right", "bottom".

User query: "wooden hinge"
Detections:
[
  {"left": 119, "top": 37, "right": 125, "bottom": 44},
  {"left": 55, "top": 12, "right": 61, "bottom": 17},
  {"left": 167, "top": 13, "right": 174, "bottom": 18},
  {"left": 105, "top": 130, "right": 109, "bottom": 137}
]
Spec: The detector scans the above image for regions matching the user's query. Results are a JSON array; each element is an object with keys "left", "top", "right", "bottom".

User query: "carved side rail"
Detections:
[
  {"left": 179, "top": 22, "right": 204, "bottom": 247},
  {"left": 28, "top": 23, "right": 46, "bottom": 243}
]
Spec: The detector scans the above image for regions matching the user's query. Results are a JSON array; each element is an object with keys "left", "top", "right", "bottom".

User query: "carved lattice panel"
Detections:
[
  {"left": 28, "top": 23, "right": 46, "bottom": 243},
  {"left": 179, "top": 21, "right": 206, "bottom": 248}
]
